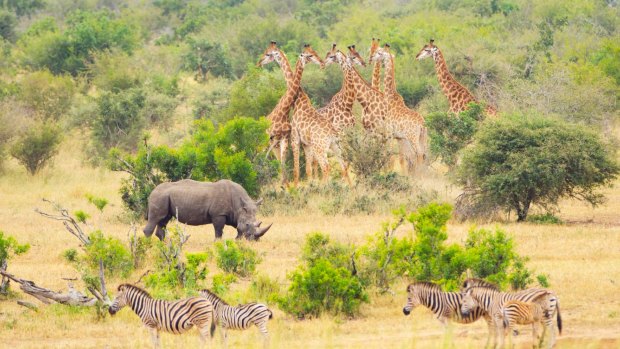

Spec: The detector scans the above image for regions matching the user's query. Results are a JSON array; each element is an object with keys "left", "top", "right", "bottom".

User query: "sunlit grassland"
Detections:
[{"left": 0, "top": 137, "right": 619, "bottom": 348}]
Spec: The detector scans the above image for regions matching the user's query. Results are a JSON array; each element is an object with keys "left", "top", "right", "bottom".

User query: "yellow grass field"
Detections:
[{"left": 1, "top": 138, "right": 619, "bottom": 349}]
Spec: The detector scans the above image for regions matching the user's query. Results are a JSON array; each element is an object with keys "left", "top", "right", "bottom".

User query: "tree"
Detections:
[
  {"left": 182, "top": 36, "right": 232, "bottom": 81},
  {"left": 10, "top": 122, "right": 63, "bottom": 175},
  {"left": 455, "top": 115, "right": 619, "bottom": 221},
  {"left": 0, "top": 10, "right": 16, "bottom": 42}
]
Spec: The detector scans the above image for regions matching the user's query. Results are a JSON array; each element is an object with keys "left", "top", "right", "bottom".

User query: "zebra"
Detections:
[
  {"left": 199, "top": 289, "right": 273, "bottom": 347},
  {"left": 403, "top": 282, "right": 494, "bottom": 344},
  {"left": 461, "top": 286, "right": 562, "bottom": 349},
  {"left": 501, "top": 293, "right": 560, "bottom": 349},
  {"left": 109, "top": 284, "right": 214, "bottom": 348}
]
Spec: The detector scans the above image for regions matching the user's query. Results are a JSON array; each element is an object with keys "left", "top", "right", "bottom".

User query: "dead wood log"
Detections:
[
  {"left": 17, "top": 300, "right": 38, "bottom": 311},
  {"left": 0, "top": 270, "right": 97, "bottom": 306}
]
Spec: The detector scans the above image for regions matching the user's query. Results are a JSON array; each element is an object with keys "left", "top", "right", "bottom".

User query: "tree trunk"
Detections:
[{"left": 516, "top": 199, "right": 531, "bottom": 222}]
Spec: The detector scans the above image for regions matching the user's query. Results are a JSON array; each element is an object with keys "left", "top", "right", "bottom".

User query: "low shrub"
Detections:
[
  {"left": 278, "top": 233, "right": 368, "bottom": 319},
  {"left": 527, "top": 213, "right": 562, "bottom": 225},
  {"left": 0, "top": 231, "right": 30, "bottom": 295},
  {"left": 214, "top": 240, "right": 261, "bottom": 278},
  {"left": 10, "top": 121, "right": 62, "bottom": 175}
]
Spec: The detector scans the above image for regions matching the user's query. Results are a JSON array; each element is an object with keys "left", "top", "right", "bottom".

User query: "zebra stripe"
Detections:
[
  {"left": 200, "top": 289, "right": 272, "bottom": 346},
  {"left": 109, "top": 284, "right": 213, "bottom": 348},
  {"left": 502, "top": 296, "right": 561, "bottom": 349},
  {"left": 403, "top": 282, "right": 491, "bottom": 327},
  {"left": 461, "top": 286, "right": 561, "bottom": 348}
]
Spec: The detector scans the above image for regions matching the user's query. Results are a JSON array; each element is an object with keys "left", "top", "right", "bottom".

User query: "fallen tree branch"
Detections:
[
  {"left": 35, "top": 199, "right": 90, "bottom": 245},
  {"left": 17, "top": 300, "right": 38, "bottom": 311},
  {"left": 0, "top": 270, "right": 96, "bottom": 306}
]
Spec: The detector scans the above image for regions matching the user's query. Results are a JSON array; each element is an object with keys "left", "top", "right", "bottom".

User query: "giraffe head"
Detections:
[
  {"left": 368, "top": 37, "right": 381, "bottom": 63},
  {"left": 299, "top": 44, "right": 324, "bottom": 68},
  {"left": 257, "top": 41, "right": 283, "bottom": 67},
  {"left": 415, "top": 39, "right": 439, "bottom": 61},
  {"left": 347, "top": 45, "right": 366, "bottom": 67},
  {"left": 370, "top": 43, "right": 393, "bottom": 63}
]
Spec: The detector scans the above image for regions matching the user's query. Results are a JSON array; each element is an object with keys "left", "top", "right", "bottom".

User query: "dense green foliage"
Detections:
[
  {"left": 360, "top": 203, "right": 536, "bottom": 291},
  {"left": 214, "top": 240, "right": 261, "bottom": 278},
  {"left": 279, "top": 232, "right": 368, "bottom": 318},
  {"left": 10, "top": 122, "right": 62, "bottom": 175},
  {"left": 426, "top": 103, "right": 485, "bottom": 167},
  {"left": 109, "top": 117, "right": 277, "bottom": 217},
  {"left": 0, "top": 230, "right": 30, "bottom": 267},
  {"left": 456, "top": 115, "right": 619, "bottom": 221}
]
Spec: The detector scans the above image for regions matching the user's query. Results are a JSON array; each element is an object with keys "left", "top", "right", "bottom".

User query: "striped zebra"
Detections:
[
  {"left": 199, "top": 289, "right": 273, "bottom": 347},
  {"left": 461, "top": 286, "right": 562, "bottom": 349},
  {"left": 502, "top": 294, "right": 560, "bottom": 349},
  {"left": 109, "top": 284, "right": 214, "bottom": 348},
  {"left": 403, "top": 282, "right": 494, "bottom": 344}
]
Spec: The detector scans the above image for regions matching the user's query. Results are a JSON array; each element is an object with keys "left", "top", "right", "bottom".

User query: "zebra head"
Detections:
[
  {"left": 402, "top": 284, "right": 420, "bottom": 316},
  {"left": 460, "top": 288, "right": 479, "bottom": 317},
  {"left": 109, "top": 284, "right": 130, "bottom": 316}
]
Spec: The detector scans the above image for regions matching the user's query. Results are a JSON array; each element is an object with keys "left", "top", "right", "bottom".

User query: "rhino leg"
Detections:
[
  {"left": 154, "top": 215, "right": 173, "bottom": 241},
  {"left": 212, "top": 216, "right": 226, "bottom": 239}
]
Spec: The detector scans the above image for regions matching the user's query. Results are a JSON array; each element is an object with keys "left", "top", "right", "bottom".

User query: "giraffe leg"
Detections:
[
  {"left": 291, "top": 133, "right": 301, "bottom": 187},
  {"left": 304, "top": 144, "right": 313, "bottom": 182},
  {"left": 279, "top": 138, "right": 288, "bottom": 186},
  {"left": 315, "top": 148, "right": 330, "bottom": 183},
  {"left": 330, "top": 141, "right": 351, "bottom": 185}
]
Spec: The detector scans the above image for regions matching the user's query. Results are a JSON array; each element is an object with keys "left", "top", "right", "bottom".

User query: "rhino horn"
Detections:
[
  {"left": 255, "top": 221, "right": 263, "bottom": 227},
  {"left": 256, "top": 198, "right": 264, "bottom": 206},
  {"left": 255, "top": 223, "right": 272, "bottom": 238}
]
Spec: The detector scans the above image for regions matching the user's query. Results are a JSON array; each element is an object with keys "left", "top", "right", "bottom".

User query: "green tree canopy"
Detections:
[{"left": 455, "top": 115, "right": 619, "bottom": 221}]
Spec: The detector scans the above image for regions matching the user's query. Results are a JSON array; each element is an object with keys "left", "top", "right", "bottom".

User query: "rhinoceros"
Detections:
[{"left": 143, "top": 179, "right": 272, "bottom": 241}]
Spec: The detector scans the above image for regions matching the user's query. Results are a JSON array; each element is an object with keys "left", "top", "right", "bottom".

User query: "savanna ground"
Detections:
[{"left": 0, "top": 136, "right": 619, "bottom": 349}]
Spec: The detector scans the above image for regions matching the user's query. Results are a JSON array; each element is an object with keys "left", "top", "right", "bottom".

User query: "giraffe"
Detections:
[
  {"left": 257, "top": 41, "right": 296, "bottom": 185},
  {"left": 370, "top": 43, "right": 427, "bottom": 171},
  {"left": 370, "top": 38, "right": 382, "bottom": 90},
  {"left": 318, "top": 43, "right": 365, "bottom": 134},
  {"left": 289, "top": 44, "right": 350, "bottom": 186},
  {"left": 415, "top": 39, "right": 497, "bottom": 116},
  {"left": 345, "top": 45, "right": 390, "bottom": 133}
]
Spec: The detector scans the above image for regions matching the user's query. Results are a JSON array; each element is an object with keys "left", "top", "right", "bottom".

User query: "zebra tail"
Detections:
[
  {"left": 269, "top": 309, "right": 273, "bottom": 320},
  {"left": 556, "top": 301, "right": 562, "bottom": 335}
]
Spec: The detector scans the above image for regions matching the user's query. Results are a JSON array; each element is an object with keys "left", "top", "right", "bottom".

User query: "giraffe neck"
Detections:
[
  {"left": 267, "top": 56, "right": 304, "bottom": 137},
  {"left": 433, "top": 49, "right": 476, "bottom": 109},
  {"left": 275, "top": 50, "right": 295, "bottom": 88},
  {"left": 350, "top": 66, "right": 382, "bottom": 108},
  {"left": 383, "top": 53, "right": 399, "bottom": 100},
  {"left": 371, "top": 61, "right": 381, "bottom": 89}
]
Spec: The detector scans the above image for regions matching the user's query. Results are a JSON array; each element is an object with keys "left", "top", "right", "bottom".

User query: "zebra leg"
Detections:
[
  {"left": 148, "top": 327, "right": 160, "bottom": 349},
  {"left": 197, "top": 322, "right": 212, "bottom": 347},
  {"left": 257, "top": 322, "right": 270, "bottom": 349},
  {"left": 532, "top": 323, "right": 539, "bottom": 349},
  {"left": 484, "top": 317, "right": 494, "bottom": 349}
]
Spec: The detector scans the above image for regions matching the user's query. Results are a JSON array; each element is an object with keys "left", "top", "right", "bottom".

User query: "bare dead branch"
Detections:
[
  {"left": 0, "top": 270, "right": 96, "bottom": 306},
  {"left": 35, "top": 199, "right": 90, "bottom": 245},
  {"left": 135, "top": 269, "right": 152, "bottom": 285}
]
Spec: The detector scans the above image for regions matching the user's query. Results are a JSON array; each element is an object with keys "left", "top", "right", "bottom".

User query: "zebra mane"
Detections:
[
  {"left": 462, "top": 278, "right": 500, "bottom": 291},
  {"left": 200, "top": 289, "right": 229, "bottom": 306},
  {"left": 119, "top": 283, "right": 152, "bottom": 298},
  {"left": 410, "top": 281, "right": 443, "bottom": 292}
]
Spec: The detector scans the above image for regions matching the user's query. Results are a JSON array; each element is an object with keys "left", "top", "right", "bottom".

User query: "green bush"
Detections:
[
  {"left": 279, "top": 232, "right": 367, "bottom": 319},
  {"left": 109, "top": 117, "right": 277, "bottom": 217},
  {"left": 211, "top": 273, "right": 236, "bottom": 296},
  {"left": 182, "top": 36, "right": 232, "bottom": 81},
  {"left": 340, "top": 124, "right": 393, "bottom": 180},
  {"left": 250, "top": 274, "right": 281, "bottom": 304},
  {"left": 456, "top": 115, "right": 619, "bottom": 221},
  {"left": 18, "top": 70, "right": 74, "bottom": 121},
  {"left": 91, "top": 88, "right": 145, "bottom": 155},
  {"left": 214, "top": 240, "right": 261, "bottom": 278},
  {"left": 426, "top": 103, "right": 485, "bottom": 168},
  {"left": 0, "top": 10, "right": 16, "bottom": 42},
  {"left": 17, "top": 10, "right": 138, "bottom": 75},
  {"left": 83, "top": 231, "right": 133, "bottom": 279},
  {"left": 10, "top": 122, "right": 63, "bottom": 175},
  {"left": 0, "top": 231, "right": 30, "bottom": 267},
  {"left": 527, "top": 213, "right": 562, "bottom": 225},
  {"left": 145, "top": 224, "right": 209, "bottom": 298},
  {"left": 359, "top": 203, "right": 537, "bottom": 291}
]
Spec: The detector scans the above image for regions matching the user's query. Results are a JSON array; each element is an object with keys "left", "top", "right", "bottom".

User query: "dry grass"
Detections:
[{"left": 1, "top": 137, "right": 619, "bottom": 348}]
